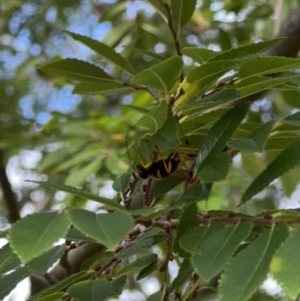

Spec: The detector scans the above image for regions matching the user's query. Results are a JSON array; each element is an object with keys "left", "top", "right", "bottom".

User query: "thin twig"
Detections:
[
  {"left": 92, "top": 258, "right": 117, "bottom": 280},
  {"left": 166, "top": 178, "right": 200, "bottom": 220},
  {"left": 157, "top": 0, "right": 183, "bottom": 82},
  {"left": 107, "top": 260, "right": 120, "bottom": 280},
  {"left": 91, "top": 226, "right": 150, "bottom": 280},
  {"left": 159, "top": 230, "right": 174, "bottom": 272},
  {"left": 125, "top": 176, "right": 139, "bottom": 210},
  {"left": 135, "top": 214, "right": 300, "bottom": 228},
  {"left": 123, "top": 83, "right": 158, "bottom": 102}
]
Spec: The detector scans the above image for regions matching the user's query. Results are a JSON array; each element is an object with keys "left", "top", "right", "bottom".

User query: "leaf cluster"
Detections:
[{"left": 2, "top": 1, "right": 300, "bottom": 301}]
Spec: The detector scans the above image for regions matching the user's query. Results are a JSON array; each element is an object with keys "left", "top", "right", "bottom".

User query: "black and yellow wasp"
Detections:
[
  {"left": 133, "top": 142, "right": 196, "bottom": 180},
  {"left": 136, "top": 151, "right": 182, "bottom": 179}
]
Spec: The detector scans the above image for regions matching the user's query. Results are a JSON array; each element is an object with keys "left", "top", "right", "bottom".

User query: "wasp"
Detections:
[
  {"left": 133, "top": 145, "right": 196, "bottom": 180},
  {"left": 131, "top": 121, "right": 197, "bottom": 180},
  {"left": 136, "top": 151, "right": 182, "bottom": 179}
]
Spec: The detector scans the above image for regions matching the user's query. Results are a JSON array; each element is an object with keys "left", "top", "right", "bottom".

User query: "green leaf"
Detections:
[
  {"left": 171, "top": 0, "right": 197, "bottom": 29},
  {"left": 0, "top": 243, "right": 21, "bottom": 275},
  {"left": 37, "top": 292, "right": 66, "bottom": 301},
  {"left": 195, "top": 103, "right": 249, "bottom": 173},
  {"left": 125, "top": 47, "right": 164, "bottom": 62},
  {"left": 209, "top": 38, "right": 285, "bottom": 62},
  {"left": 134, "top": 101, "right": 168, "bottom": 130},
  {"left": 99, "top": 2, "right": 127, "bottom": 22},
  {"left": 172, "top": 258, "right": 193, "bottom": 286},
  {"left": 118, "top": 254, "right": 158, "bottom": 276},
  {"left": 9, "top": 211, "right": 70, "bottom": 263},
  {"left": 27, "top": 271, "right": 88, "bottom": 301},
  {"left": 39, "top": 58, "right": 116, "bottom": 82},
  {"left": 175, "top": 75, "right": 222, "bottom": 108},
  {"left": 265, "top": 137, "right": 298, "bottom": 151},
  {"left": 73, "top": 82, "right": 130, "bottom": 94},
  {"left": 149, "top": 116, "right": 181, "bottom": 151},
  {"left": 27, "top": 245, "right": 65, "bottom": 274},
  {"left": 131, "top": 56, "right": 183, "bottom": 92},
  {"left": 29, "top": 181, "right": 124, "bottom": 211},
  {"left": 0, "top": 266, "right": 31, "bottom": 300},
  {"left": 219, "top": 223, "right": 289, "bottom": 301},
  {"left": 179, "top": 183, "right": 203, "bottom": 203},
  {"left": 200, "top": 89, "right": 241, "bottom": 105},
  {"left": 239, "top": 57, "right": 300, "bottom": 79},
  {"left": 147, "top": 291, "right": 164, "bottom": 301},
  {"left": 65, "top": 31, "right": 136, "bottom": 75},
  {"left": 238, "top": 74, "right": 300, "bottom": 97},
  {"left": 174, "top": 203, "right": 198, "bottom": 256},
  {"left": 199, "top": 152, "right": 231, "bottom": 182},
  {"left": 283, "top": 111, "right": 300, "bottom": 126},
  {"left": 138, "top": 230, "right": 167, "bottom": 246},
  {"left": 182, "top": 47, "right": 218, "bottom": 63},
  {"left": 186, "top": 59, "right": 238, "bottom": 83},
  {"left": 136, "top": 260, "right": 158, "bottom": 280},
  {"left": 117, "top": 238, "right": 154, "bottom": 259},
  {"left": 179, "top": 182, "right": 210, "bottom": 204},
  {"left": 229, "top": 122, "right": 273, "bottom": 152},
  {"left": 112, "top": 276, "right": 127, "bottom": 295},
  {"left": 144, "top": 0, "right": 168, "bottom": 18},
  {"left": 192, "top": 222, "right": 253, "bottom": 281},
  {"left": 80, "top": 251, "right": 111, "bottom": 272},
  {"left": 67, "top": 280, "right": 115, "bottom": 301},
  {"left": 280, "top": 166, "right": 300, "bottom": 197},
  {"left": 64, "top": 157, "right": 103, "bottom": 186},
  {"left": 103, "top": 20, "right": 134, "bottom": 47},
  {"left": 179, "top": 223, "right": 225, "bottom": 254},
  {"left": 192, "top": 74, "right": 299, "bottom": 108},
  {"left": 270, "top": 229, "right": 300, "bottom": 300},
  {"left": 112, "top": 172, "right": 131, "bottom": 193},
  {"left": 129, "top": 203, "right": 183, "bottom": 218},
  {"left": 141, "top": 23, "right": 174, "bottom": 45},
  {"left": 52, "top": 147, "right": 102, "bottom": 173},
  {"left": 241, "top": 152, "right": 265, "bottom": 179},
  {"left": 153, "top": 178, "right": 185, "bottom": 198},
  {"left": 67, "top": 209, "right": 133, "bottom": 250},
  {"left": 138, "top": 227, "right": 167, "bottom": 240},
  {"left": 37, "top": 139, "right": 86, "bottom": 173},
  {"left": 218, "top": 28, "right": 232, "bottom": 50},
  {"left": 241, "top": 140, "right": 300, "bottom": 204},
  {"left": 66, "top": 227, "right": 97, "bottom": 243}
]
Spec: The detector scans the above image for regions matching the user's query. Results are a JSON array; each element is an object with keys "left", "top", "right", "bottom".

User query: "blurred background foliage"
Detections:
[
  {"left": 2, "top": 0, "right": 300, "bottom": 225},
  {"left": 1, "top": 1, "right": 300, "bottom": 299}
]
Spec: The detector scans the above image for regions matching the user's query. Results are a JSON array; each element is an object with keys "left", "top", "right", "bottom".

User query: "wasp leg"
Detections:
[{"left": 179, "top": 156, "right": 194, "bottom": 178}]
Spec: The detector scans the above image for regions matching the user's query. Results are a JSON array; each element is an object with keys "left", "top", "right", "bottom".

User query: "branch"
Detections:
[
  {"left": 0, "top": 150, "right": 20, "bottom": 223},
  {"left": 31, "top": 243, "right": 104, "bottom": 295},
  {"left": 267, "top": 6, "right": 300, "bottom": 58},
  {"left": 30, "top": 5, "right": 300, "bottom": 296},
  {"left": 157, "top": 0, "right": 183, "bottom": 81},
  {"left": 135, "top": 214, "right": 300, "bottom": 228},
  {"left": 123, "top": 83, "right": 158, "bottom": 102}
]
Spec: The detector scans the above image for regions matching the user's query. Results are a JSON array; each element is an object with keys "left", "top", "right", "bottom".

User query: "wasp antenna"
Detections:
[
  {"left": 132, "top": 144, "right": 146, "bottom": 167},
  {"left": 126, "top": 143, "right": 135, "bottom": 171}
]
